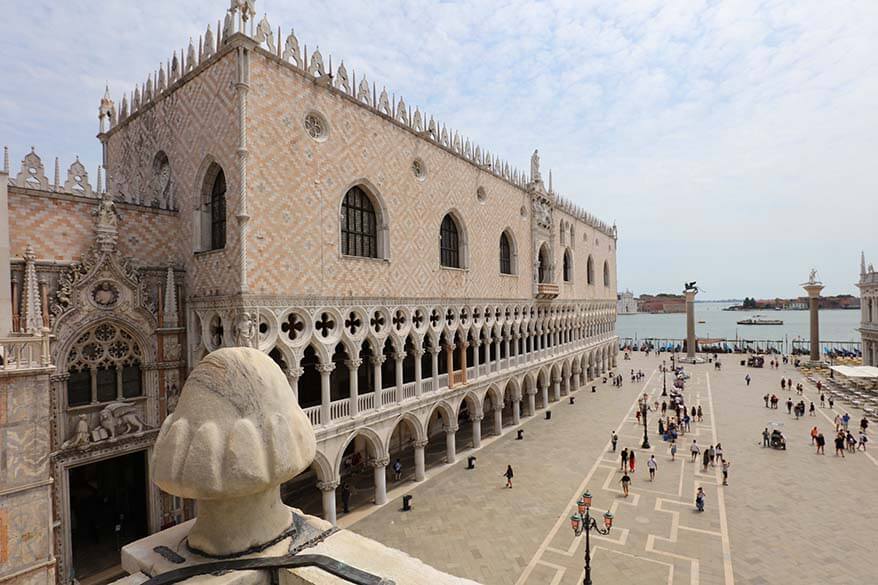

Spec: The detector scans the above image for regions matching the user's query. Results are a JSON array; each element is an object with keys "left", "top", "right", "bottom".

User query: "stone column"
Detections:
[
  {"left": 446, "top": 343, "right": 455, "bottom": 389},
  {"left": 394, "top": 352, "right": 404, "bottom": 403},
  {"left": 553, "top": 377, "right": 561, "bottom": 401},
  {"left": 541, "top": 382, "right": 549, "bottom": 408},
  {"left": 493, "top": 406, "right": 503, "bottom": 435},
  {"left": 371, "top": 457, "right": 389, "bottom": 506},
  {"left": 572, "top": 366, "right": 580, "bottom": 392},
  {"left": 504, "top": 335, "right": 511, "bottom": 370},
  {"left": 459, "top": 340, "right": 469, "bottom": 384},
  {"left": 528, "top": 391, "right": 536, "bottom": 416},
  {"left": 317, "top": 480, "right": 339, "bottom": 525},
  {"left": 318, "top": 363, "right": 335, "bottom": 423},
  {"left": 346, "top": 358, "right": 361, "bottom": 416},
  {"left": 685, "top": 289, "right": 697, "bottom": 359},
  {"left": 512, "top": 398, "right": 521, "bottom": 424},
  {"left": 287, "top": 366, "right": 303, "bottom": 402},
  {"left": 430, "top": 347, "right": 440, "bottom": 391},
  {"left": 471, "top": 339, "right": 481, "bottom": 380},
  {"left": 802, "top": 281, "right": 825, "bottom": 363},
  {"left": 414, "top": 348, "right": 424, "bottom": 396},
  {"left": 371, "top": 355, "right": 384, "bottom": 402},
  {"left": 563, "top": 374, "right": 570, "bottom": 396},
  {"left": 494, "top": 336, "right": 501, "bottom": 373},
  {"left": 445, "top": 425, "right": 457, "bottom": 463},
  {"left": 414, "top": 440, "right": 428, "bottom": 481},
  {"left": 471, "top": 415, "right": 483, "bottom": 448}
]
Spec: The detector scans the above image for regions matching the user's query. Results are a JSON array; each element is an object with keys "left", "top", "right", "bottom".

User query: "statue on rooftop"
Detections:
[{"left": 530, "top": 149, "right": 541, "bottom": 183}]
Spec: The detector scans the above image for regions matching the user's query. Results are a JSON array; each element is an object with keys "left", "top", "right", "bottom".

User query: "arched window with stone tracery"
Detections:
[
  {"left": 341, "top": 186, "right": 378, "bottom": 258},
  {"left": 199, "top": 163, "right": 226, "bottom": 251},
  {"left": 440, "top": 214, "right": 462, "bottom": 268},
  {"left": 586, "top": 255, "right": 595, "bottom": 285},
  {"left": 65, "top": 322, "right": 143, "bottom": 407}
]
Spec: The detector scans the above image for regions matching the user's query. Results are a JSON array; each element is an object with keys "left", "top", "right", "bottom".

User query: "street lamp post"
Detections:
[
  {"left": 570, "top": 491, "right": 613, "bottom": 585},
  {"left": 661, "top": 365, "right": 667, "bottom": 396},
  {"left": 641, "top": 400, "right": 650, "bottom": 449}
]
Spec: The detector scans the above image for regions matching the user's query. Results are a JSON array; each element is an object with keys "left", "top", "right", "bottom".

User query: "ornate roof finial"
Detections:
[
  {"left": 53, "top": 157, "right": 60, "bottom": 191},
  {"left": 530, "top": 149, "right": 541, "bottom": 183},
  {"left": 3, "top": 145, "right": 8, "bottom": 174},
  {"left": 163, "top": 266, "right": 178, "bottom": 328},
  {"left": 862, "top": 251, "right": 867, "bottom": 276},
  {"left": 22, "top": 244, "right": 43, "bottom": 335}
]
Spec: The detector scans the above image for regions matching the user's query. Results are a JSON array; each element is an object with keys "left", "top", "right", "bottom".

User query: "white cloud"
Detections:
[{"left": 2, "top": 0, "right": 876, "bottom": 298}]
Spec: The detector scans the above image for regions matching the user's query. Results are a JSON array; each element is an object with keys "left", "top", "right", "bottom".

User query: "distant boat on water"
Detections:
[{"left": 737, "top": 314, "right": 783, "bottom": 325}]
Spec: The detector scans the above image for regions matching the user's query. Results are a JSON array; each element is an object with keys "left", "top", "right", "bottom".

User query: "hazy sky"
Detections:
[{"left": 2, "top": 1, "right": 876, "bottom": 299}]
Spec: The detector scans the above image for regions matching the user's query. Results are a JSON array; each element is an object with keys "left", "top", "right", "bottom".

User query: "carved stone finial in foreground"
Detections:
[{"left": 151, "top": 347, "right": 316, "bottom": 557}]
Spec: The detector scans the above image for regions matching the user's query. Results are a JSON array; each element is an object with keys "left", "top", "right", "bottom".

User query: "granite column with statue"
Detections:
[
  {"left": 802, "top": 272, "right": 824, "bottom": 363},
  {"left": 685, "top": 289, "right": 697, "bottom": 359}
]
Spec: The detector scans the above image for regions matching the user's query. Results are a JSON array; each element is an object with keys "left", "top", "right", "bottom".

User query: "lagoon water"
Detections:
[{"left": 617, "top": 302, "right": 861, "bottom": 343}]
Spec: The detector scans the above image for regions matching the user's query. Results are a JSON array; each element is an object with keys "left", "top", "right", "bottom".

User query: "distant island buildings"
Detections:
[
  {"left": 859, "top": 252, "right": 877, "bottom": 366},
  {"left": 724, "top": 295, "right": 860, "bottom": 311},
  {"left": 617, "top": 290, "right": 639, "bottom": 314}
]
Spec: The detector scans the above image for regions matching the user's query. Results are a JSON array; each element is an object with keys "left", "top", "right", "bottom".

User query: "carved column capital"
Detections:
[
  {"left": 345, "top": 358, "right": 363, "bottom": 370},
  {"left": 429, "top": 346, "right": 441, "bottom": 356},
  {"left": 370, "top": 457, "right": 390, "bottom": 469},
  {"left": 370, "top": 355, "right": 386, "bottom": 366},
  {"left": 316, "top": 363, "right": 336, "bottom": 374},
  {"left": 288, "top": 366, "right": 305, "bottom": 379},
  {"left": 316, "top": 480, "right": 339, "bottom": 492},
  {"left": 392, "top": 352, "right": 406, "bottom": 363},
  {"left": 470, "top": 414, "right": 484, "bottom": 422},
  {"left": 444, "top": 424, "right": 459, "bottom": 434},
  {"left": 413, "top": 439, "right": 429, "bottom": 449},
  {"left": 413, "top": 348, "right": 425, "bottom": 358}
]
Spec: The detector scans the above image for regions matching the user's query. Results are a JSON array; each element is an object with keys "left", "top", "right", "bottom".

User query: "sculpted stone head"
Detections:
[{"left": 152, "top": 347, "right": 316, "bottom": 556}]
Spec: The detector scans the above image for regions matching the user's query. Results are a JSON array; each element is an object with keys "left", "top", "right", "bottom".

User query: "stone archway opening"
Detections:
[{"left": 387, "top": 416, "right": 420, "bottom": 487}]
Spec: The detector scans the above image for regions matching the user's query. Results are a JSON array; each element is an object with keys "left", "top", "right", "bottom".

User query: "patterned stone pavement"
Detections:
[{"left": 348, "top": 354, "right": 877, "bottom": 585}]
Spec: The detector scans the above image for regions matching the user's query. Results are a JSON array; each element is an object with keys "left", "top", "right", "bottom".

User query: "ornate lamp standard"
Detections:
[
  {"left": 661, "top": 362, "right": 667, "bottom": 396},
  {"left": 641, "top": 400, "right": 650, "bottom": 449},
  {"left": 569, "top": 491, "right": 613, "bottom": 585}
]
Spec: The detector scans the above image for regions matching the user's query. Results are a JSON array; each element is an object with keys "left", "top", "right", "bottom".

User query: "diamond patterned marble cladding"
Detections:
[{"left": 246, "top": 54, "right": 616, "bottom": 299}]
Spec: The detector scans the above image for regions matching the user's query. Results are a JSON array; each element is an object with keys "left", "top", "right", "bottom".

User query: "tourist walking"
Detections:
[
  {"left": 834, "top": 414, "right": 842, "bottom": 433},
  {"left": 708, "top": 445, "right": 716, "bottom": 466},
  {"left": 860, "top": 416, "right": 869, "bottom": 433},
  {"left": 786, "top": 398, "right": 793, "bottom": 414},
  {"left": 611, "top": 431, "right": 618, "bottom": 452},
  {"left": 690, "top": 440, "right": 700, "bottom": 461},
  {"left": 809, "top": 402, "right": 815, "bottom": 416},
  {"left": 820, "top": 393, "right": 825, "bottom": 407},
  {"left": 810, "top": 426, "right": 818, "bottom": 445},
  {"left": 763, "top": 394, "right": 770, "bottom": 408},
  {"left": 834, "top": 434, "right": 845, "bottom": 457},
  {"left": 393, "top": 458, "right": 403, "bottom": 481},
  {"left": 745, "top": 374, "right": 751, "bottom": 386},
  {"left": 697, "top": 405, "right": 703, "bottom": 422},
  {"left": 695, "top": 487, "right": 705, "bottom": 512},
  {"left": 714, "top": 443, "right": 724, "bottom": 463},
  {"left": 762, "top": 427, "right": 770, "bottom": 447},
  {"left": 629, "top": 450, "right": 636, "bottom": 473},
  {"left": 702, "top": 448, "right": 710, "bottom": 472},
  {"left": 648, "top": 455, "right": 658, "bottom": 480},
  {"left": 620, "top": 447, "right": 629, "bottom": 471},
  {"left": 721, "top": 460, "right": 730, "bottom": 485},
  {"left": 828, "top": 396, "right": 834, "bottom": 409},
  {"left": 504, "top": 465, "right": 514, "bottom": 488},
  {"left": 620, "top": 471, "right": 631, "bottom": 496},
  {"left": 842, "top": 412, "right": 851, "bottom": 431},
  {"left": 816, "top": 432, "right": 825, "bottom": 454},
  {"left": 781, "top": 378, "right": 786, "bottom": 391},
  {"left": 670, "top": 441, "right": 677, "bottom": 461},
  {"left": 858, "top": 431, "right": 868, "bottom": 451}
]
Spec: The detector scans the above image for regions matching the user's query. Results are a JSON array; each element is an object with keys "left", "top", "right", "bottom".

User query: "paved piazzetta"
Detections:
[{"left": 350, "top": 353, "right": 877, "bottom": 585}]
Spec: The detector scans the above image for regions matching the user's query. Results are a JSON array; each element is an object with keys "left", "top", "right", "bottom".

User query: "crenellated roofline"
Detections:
[{"left": 97, "top": 2, "right": 617, "bottom": 238}]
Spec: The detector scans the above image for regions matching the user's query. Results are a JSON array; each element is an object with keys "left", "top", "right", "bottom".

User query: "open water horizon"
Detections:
[{"left": 617, "top": 301, "right": 861, "bottom": 343}]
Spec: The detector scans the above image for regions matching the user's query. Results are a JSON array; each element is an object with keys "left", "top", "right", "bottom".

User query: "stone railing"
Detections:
[{"left": 0, "top": 334, "right": 51, "bottom": 371}]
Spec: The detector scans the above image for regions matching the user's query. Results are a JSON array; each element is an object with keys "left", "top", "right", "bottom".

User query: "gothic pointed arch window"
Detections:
[
  {"left": 563, "top": 248, "right": 572, "bottom": 282},
  {"left": 587, "top": 255, "right": 595, "bottom": 285},
  {"left": 603, "top": 260, "right": 610, "bottom": 287},
  {"left": 199, "top": 163, "right": 226, "bottom": 251},
  {"left": 537, "top": 243, "right": 550, "bottom": 283},
  {"left": 440, "top": 213, "right": 465, "bottom": 268},
  {"left": 65, "top": 322, "right": 143, "bottom": 407},
  {"left": 341, "top": 186, "right": 378, "bottom": 258},
  {"left": 499, "top": 230, "right": 515, "bottom": 275}
]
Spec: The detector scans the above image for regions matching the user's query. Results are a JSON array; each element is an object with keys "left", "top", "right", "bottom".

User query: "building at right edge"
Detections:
[{"left": 860, "top": 252, "right": 878, "bottom": 366}]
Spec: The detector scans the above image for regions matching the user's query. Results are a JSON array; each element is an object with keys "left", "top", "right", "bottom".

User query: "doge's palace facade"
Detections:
[{"left": 1, "top": 2, "right": 618, "bottom": 583}]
